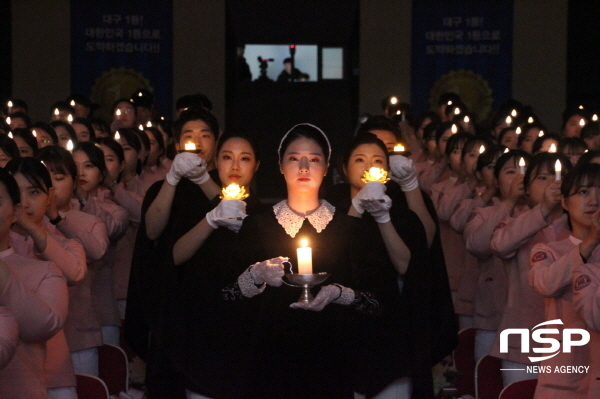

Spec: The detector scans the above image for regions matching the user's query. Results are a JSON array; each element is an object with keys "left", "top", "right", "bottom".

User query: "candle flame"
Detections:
[
  {"left": 579, "top": 118, "right": 586, "bottom": 127},
  {"left": 519, "top": 157, "right": 525, "bottom": 167},
  {"left": 66, "top": 140, "right": 74, "bottom": 151},
  {"left": 528, "top": 116, "right": 534, "bottom": 123},
  {"left": 5, "top": 117, "right": 10, "bottom": 125},
  {"left": 138, "top": 92, "right": 143, "bottom": 97},
  {"left": 393, "top": 144, "right": 405, "bottom": 152},
  {"left": 32, "top": 130, "right": 37, "bottom": 138},
  {"left": 453, "top": 108, "right": 459, "bottom": 115},
  {"left": 504, "top": 148, "right": 509, "bottom": 153},
  {"left": 116, "top": 109, "right": 122, "bottom": 116},
  {"left": 361, "top": 167, "right": 390, "bottom": 183},
  {"left": 464, "top": 115, "right": 470, "bottom": 123},
  {"left": 114, "top": 131, "right": 121, "bottom": 140},
  {"left": 220, "top": 183, "right": 249, "bottom": 200},
  {"left": 146, "top": 121, "right": 152, "bottom": 127},
  {"left": 300, "top": 238, "right": 309, "bottom": 248},
  {"left": 555, "top": 159, "right": 562, "bottom": 172},
  {"left": 390, "top": 96, "right": 398, "bottom": 105},
  {"left": 67, "top": 114, "right": 73, "bottom": 123},
  {"left": 54, "top": 108, "right": 59, "bottom": 115},
  {"left": 579, "top": 105, "right": 584, "bottom": 109},
  {"left": 516, "top": 127, "right": 522, "bottom": 134},
  {"left": 184, "top": 142, "right": 197, "bottom": 151},
  {"left": 160, "top": 116, "right": 165, "bottom": 120},
  {"left": 7, "top": 132, "right": 12, "bottom": 139},
  {"left": 505, "top": 116, "right": 512, "bottom": 124},
  {"left": 447, "top": 100, "right": 452, "bottom": 106},
  {"left": 511, "top": 109, "right": 517, "bottom": 117},
  {"left": 548, "top": 143, "right": 557, "bottom": 153},
  {"left": 593, "top": 114, "right": 598, "bottom": 122},
  {"left": 139, "top": 124, "right": 144, "bottom": 130},
  {"left": 70, "top": 100, "right": 75, "bottom": 107},
  {"left": 479, "top": 145, "right": 485, "bottom": 154},
  {"left": 451, "top": 124, "right": 458, "bottom": 134},
  {"left": 7, "top": 101, "right": 12, "bottom": 108},
  {"left": 396, "top": 110, "right": 401, "bottom": 115},
  {"left": 539, "top": 130, "right": 544, "bottom": 137}
]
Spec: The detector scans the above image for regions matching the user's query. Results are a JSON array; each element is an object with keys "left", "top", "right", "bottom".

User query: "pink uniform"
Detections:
[
  {"left": 490, "top": 206, "right": 570, "bottom": 364},
  {"left": 0, "top": 306, "right": 18, "bottom": 370},
  {"left": 418, "top": 160, "right": 448, "bottom": 196},
  {"left": 529, "top": 237, "right": 593, "bottom": 398},
  {"left": 0, "top": 248, "right": 68, "bottom": 399},
  {"left": 11, "top": 222, "right": 86, "bottom": 388},
  {"left": 140, "top": 159, "right": 171, "bottom": 193},
  {"left": 572, "top": 256, "right": 600, "bottom": 398}
]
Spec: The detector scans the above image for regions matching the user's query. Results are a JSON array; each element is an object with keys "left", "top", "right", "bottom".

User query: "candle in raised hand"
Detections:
[
  {"left": 184, "top": 142, "right": 197, "bottom": 151},
  {"left": 361, "top": 167, "right": 390, "bottom": 183},
  {"left": 66, "top": 139, "right": 74, "bottom": 152},
  {"left": 519, "top": 157, "right": 526, "bottom": 175},
  {"left": 393, "top": 144, "right": 405, "bottom": 152},
  {"left": 220, "top": 183, "right": 249, "bottom": 200},
  {"left": 555, "top": 160, "right": 562, "bottom": 181},
  {"left": 297, "top": 238, "right": 313, "bottom": 275}
]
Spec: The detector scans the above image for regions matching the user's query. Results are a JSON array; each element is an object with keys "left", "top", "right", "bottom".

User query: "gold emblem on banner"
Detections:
[
  {"left": 91, "top": 67, "right": 153, "bottom": 120},
  {"left": 429, "top": 70, "right": 493, "bottom": 122}
]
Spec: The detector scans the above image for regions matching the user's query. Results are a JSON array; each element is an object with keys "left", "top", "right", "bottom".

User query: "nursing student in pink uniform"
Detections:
[
  {"left": 0, "top": 168, "right": 68, "bottom": 399},
  {"left": 73, "top": 142, "right": 129, "bottom": 346},
  {"left": 571, "top": 165, "right": 600, "bottom": 398},
  {"left": 430, "top": 130, "right": 470, "bottom": 321},
  {"left": 439, "top": 136, "right": 492, "bottom": 327},
  {"left": 98, "top": 134, "right": 144, "bottom": 319},
  {"left": 490, "top": 152, "right": 572, "bottom": 386},
  {"left": 5, "top": 158, "right": 87, "bottom": 398},
  {"left": 419, "top": 122, "right": 459, "bottom": 195},
  {"left": 0, "top": 307, "right": 18, "bottom": 370},
  {"left": 38, "top": 146, "right": 109, "bottom": 376},
  {"left": 463, "top": 149, "right": 530, "bottom": 361},
  {"left": 530, "top": 162, "right": 600, "bottom": 399},
  {"left": 140, "top": 126, "right": 172, "bottom": 192}
]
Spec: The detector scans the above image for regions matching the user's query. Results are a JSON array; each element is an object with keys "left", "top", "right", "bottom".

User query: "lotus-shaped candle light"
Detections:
[
  {"left": 221, "top": 183, "right": 249, "bottom": 200},
  {"left": 361, "top": 167, "right": 390, "bottom": 184}
]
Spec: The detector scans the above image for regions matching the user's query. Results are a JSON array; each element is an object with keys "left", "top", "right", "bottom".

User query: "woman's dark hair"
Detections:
[
  {"left": 423, "top": 122, "right": 440, "bottom": 143},
  {"left": 576, "top": 150, "right": 600, "bottom": 166},
  {"left": 435, "top": 121, "right": 463, "bottom": 144},
  {"left": 494, "top": 149, "right": 532, "bottom": 179},
  {"left": 462, "top": 136, "right": 493, "bottom": 160},
  {"left": 50, "top": 101, "right": 74, "bottom": 115},
  {"left": 50, "top": 121, "right": 77, "bottom": 142},
  {"left": 117, "top": 128, "right": 143, "bottom": 175},
  {"left": 216, "top": 133, "right": 261, "bottom": 162},
  {"left": 444, "top": 102, "right": 467, "bottom": 119},
  {"left": 155, "top": 118, "right": 176, "bottom": 160},
  {"left": 518, "top": 123, "right": 548, "bottom": 147},
  {"left": 0, "top": 135, "right": 20, "bottom": 160},
  {"left": 111, "top": 98, "right": 137, "bottom": 117},
  {"left": 414, "top": 111, "right": 440, "bottom": 132},
  {"left": 445, "top": 131, "right": 470, "bottom": 156},
  {"left": 498, "top": 127, "right": 517, "bottom": 145},
  {"left": 144, "top": 127, "right": 165, "bottom": 152},
  {"left": 476, "top": 145, "right": 505, "bottom": 172},
  {"left": 90, "top": 118, "right": 111, "bottom": 138},
  {"left": 4, "top": 157, "right": 52, "bottom": 194},
  {"left": 342, "top": 132, "right": 389, "bottom": 169},
  {"left": 532, "top": 133, "right": 561, "bottom": 154},
  {"left": 0, "top": 168, "right": 20, "bottom": 205},
  {"left": 72, "top": 117, "right": 96, "bottom": 141},
  {"left": 278, "top": 124, "right": 330, "bottom": 162},
  {"left": 37, "top": 146, "right": 77, "bottom": 179},
  {"left": 96, "top": 137, "right": 125, "bottom": 164},
  {"left": 559, "top": 137, "right": 587, "bottom": 154},
  {"left": 356, "top": 115, "right": 401, "bottom": 142},
  {"left": 11, "top": 128, "right": 39, "bottom": 156},
  {"left": 73, "top": 141, "right": 107, "bottom": 180},
  {"left": 437, "top": 92, "right": 461, "bottom": 107},
  {"left": 524, "top": 152, "right": 572, "bottom": 189},
  {"left": 173, "top": 108, "right": 219, "bottom": 143},
  {"left": 561, "top": 107, "right": 589, "bottom": 133},
  {"left": 561, "top": 162, "right": 600, "bottom": 198},
  {"left": 31, "top": 122, "right": 58, "bottom": 146},
  {"left": 8, "top": 112, "right": 31, "bottom": 128}
]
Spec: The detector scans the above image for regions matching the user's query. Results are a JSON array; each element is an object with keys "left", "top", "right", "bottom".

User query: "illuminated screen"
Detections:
[{"left": 244, "top": 44, "right": 318, "bottom": 82}]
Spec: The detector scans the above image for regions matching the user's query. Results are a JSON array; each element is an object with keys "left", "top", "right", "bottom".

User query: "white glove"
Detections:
[
  {"left": 389, "top": 155, "right": 419, "bottom": 192},
  {"left": 289, "top": 284, "right": 354, "bottom": 311},
  {"left": 205, "top": 200, "right": 247, "bottom": 232},
  {"left": 166, "top": 152, "right": 205, "bottom": 185},
  {"left": 362, "top": 196, "right": 392, "bottom": 223},
  {"left": 250, "top": 257, "right": 287, "bottom": 286},
  {"left": 351, "top": 181, "right": 387, "bottom": 214},
  {"left": 185, "top": 157, "right": 209, "bottom": 185}
]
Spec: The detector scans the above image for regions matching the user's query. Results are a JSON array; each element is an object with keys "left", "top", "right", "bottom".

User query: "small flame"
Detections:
[
  {"left": 7, "top": 132, "right": 12, "bottom": 139},
  {"left": 451, "top": 124, "right": 458, "bottom": 134},
  {"left": 54, "top": 108, "right": 59, "bottom": 115},
  {"left": 390, "top": 96, "right": 398, "bottom": 105},
  {"left": 505, "top": 116, "right": 512, "bottom": 124},
  {"left": 528, "top": 116, "right": 534, "bottom": 123},
  {"left": 67, "top": 114, "right": 73, "bottom": 123},
  {"left": 220, "top": 183, "right": 249, "bottom": 200},
  {"left": 7, "top": 100, "right": 12, "bottom": 108},
  {"left": 593, "top": 114, "right": 598, "bottom": 122},
  {"left": 579, "top": 118, "right": 586, "bottom": 127},
  {"left": 555, "top": 159, "right": 562, "bottom": 173},
  {"left": 114, "top": 131, "right": 121, "bottom": 140},
  {"left": 393, "top": 144, "right": 405, "bottom": 152},
  {"left": 5, "top": 117, "right": 10, "bottom": 125},
  {"left": 139, "top": 124, "right": 144, "bottom": 130},
  {"left": 504, "top": 148, "right": 509, "bottom": 153},
  {"left": 300, "top": 238, "right": 309, "bottom": 248},
  {"left": 453, "top": 108, "right": 459, "bottom": 115},
  {"left": 70, "top": 100, "right": 75, "bottom": 107},
  {"left": 539, "top": 130, "right": 544, "bottom": 137},
  {"left": 66, "top": 139, "right": 74, "bottom": 151},
  {"left": 116, "top": 109, "right": 122, "bottom": 116},
  {"left": 361, "top": 167, "right": 390, "bottom": 183},
  {"left": 519, "top": 157, "right": 526, "bottom": 167},
  {"left": 138, "top": 92, "right": 143, "bottom": 97},
  {"left": 516, "top": 127, "right": 522, "bottom": 135},
  {"left": 184, "top": 142, "right": 197, "bottom": 151},
  {"left": 511, "top": 109, "right": 517, "bottom": 117},
  {"left": 548, "top": 143, "right": 557, "bottom": 153},
  {"left": 447, "top": 100, "right": 452, "bottom": 106},
  {"left": 479, "top": 145, "right": 485, "bottom": 154},
  {"left": 160, "top": 116, "right": 165, "bottom": 120},
  {"left": 32, "top": 130, "right": 37, "bottom": 138},
  {"left": 146, "top": 121, "right": 152, "bottom": 127},
  {"left": 464, "top": 115, "right": 470, "bottom": 123},
  {"left": 396, "top": 110, "right": 401, "bottom": 115},
  {"left": 579, "top": 105, "right": 584, "bottom": 109}
]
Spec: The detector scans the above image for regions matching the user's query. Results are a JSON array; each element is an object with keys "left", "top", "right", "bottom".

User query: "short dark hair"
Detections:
[
  {"left": 357, "top": 115, "right": 401, "bottom": 142},
  {"left": 175, "top": 93, "right": 213, "bottom": 112},
  {"left": 37, "top": 146, "right": 77, "bottom": 180},
  {"left": 72, "top": 117, "right": 96, "bottom": 141},
  {"left": 8, "top": 112, "right": 31, "bottom": 128},
  {"left": 31, "top": 122, "right": 58, "bottom": 146},
  {"left": 524, "top": 152, "right": 572, "bottom": 189},
  {"left": 5, "top": 157, "right": 52, "bottom": 194},
  {"left": 73, "top": 141, "right": 107, "bottom": 181},
  {"left": 11, "top": 128, "right": 39, "bottom": 156},
  {"left": 494, "top": 149, "right": 531, "bottom": 179},
  {"left": 532, "top": 133, "right": 561, "bottom": 154},
  {"left": 173, "top": 108, "right": 219, "bottom": 143},
  {"left": 0, "top": 167, "right": 21, "bottom": 204},
  {"left": 580, "top": 121, "right": 600, "bottom": 140},
  {"left": 278, "top": 124, "right": 330, "bottom": 163}
]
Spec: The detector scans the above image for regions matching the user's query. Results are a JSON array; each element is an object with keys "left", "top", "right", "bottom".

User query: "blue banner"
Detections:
[
  {"left": 70, "top": 0, "right": 173, "bottom": 118},
  {"left": 411, "top": 0, "right": 513, "bottom": 121}
]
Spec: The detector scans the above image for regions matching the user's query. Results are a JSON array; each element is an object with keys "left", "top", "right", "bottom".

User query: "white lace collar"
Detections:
[{"left": 273, "top": 200, "right": 335, "bottom": 238}]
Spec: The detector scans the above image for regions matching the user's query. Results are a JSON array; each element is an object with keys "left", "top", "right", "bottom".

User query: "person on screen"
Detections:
[{"left": 277, "top": 58, "right": 302, "bottom": 82}]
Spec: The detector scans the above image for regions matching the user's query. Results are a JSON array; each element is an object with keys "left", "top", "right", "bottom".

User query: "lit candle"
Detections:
[
  {"left": 528, "top": 116, "right": 534, "bottom": 123},
  {"left": 138, "top": 124, "right": 144, "bottom": 130},
  {"left": 549, "top": 143, "right": 557, "bottom": 153},
  {"left": 579, "top": 105, "right": 584, "bottom": 109},
  {"left": 146, "top": 121, "right": 152, "bottom": 127},
  {"left": 361, "top": 167, "right": 390, "bottom": 183},
  {"left": 67, "top": 114, "right": 73, "bottom": 123},
  {"left": 54, "top": 108, "right": 60, "bottom": 118},
  {"left": 115, "top": 109, "right": 122, "bottom": 119},
  {"left": 451, "top": 124, "right": 457, "bottom": 134},
  {"left": 579, "top": 118, "right": 586, "bottom": 127},
  {"left": 504, "top": 148, "right": 509, "bottom": 153},
  {"left": 138, "top": 92, "right": 143, "bottom": 97},
  {"left": 7, "top": 100, "right": 12, "bottom": 113},
  {"left": 447, "top": 100, "right": 453, "bottom": 106},
  {"left": 7, "top": 132, "right": 12, "bottom": 139},
  {"left": 393, "top": 144, "right": 405, "bottom": 152},
  {"left": 516, "top": 127, "right": 522, "bottom": 135},
  {"left": 114, "top": 131, "right": 121, "bottom": 140},
  {"left": 220, "top": 183, "right": 249, "bottom": 200},
  {"left": 297, "top": 238, "right": 313, "bottom": 274},
  {"left": 5, "top": 117, "right": 10, "bottom": 125},
  {"left": 32, "top": 129, "right": 37, "bottom": 138},
  {"left": 505, "top": 116, "right": 512, "bottom": 124},
  {"left": 160, "top": 116, "right": 165, "bottom": 120},
  {"left": 454, "top": 108, "right": 460, "bottom": 115},
  {"left": 519, "top": 157, "right": 526, "bottom": 174},
  {"left": 66, "top": 139, "right": 74, "bottom": 152},
  {"left": 396, "top": 110, "right": 401, "bottom": 116},
  {"left": 390, "top": 96, "right": 398, "bottom": 105},
  {"left": 511, "top": 109, "right": 517, "bottom": 117},
  {"left": 479, "top": 145, "right": 485, "bottom": 154},
  {"left": 70, "top": 100, "right": 76, "bottom": 107},
  {"left": 555, "top": 160, "right": 562, "bottom": 181},
  {"left": 593, "top": 114, "right": 598, "bottom": 122},
  {"left": 184, "top": 142, "right": 197, "bottom": 151},
  {"left": 539, "top": 130, "right": 545, "bottom": 137},
  {"left": 464, "top": 115, "right": 470, "bottom": 123}
]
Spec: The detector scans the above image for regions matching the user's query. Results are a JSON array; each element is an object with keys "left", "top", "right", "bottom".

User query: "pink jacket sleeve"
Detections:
[
  {"left": 82, "top": 198, "right": 129, "bottom": 242},
  {"left": 35, "top": 232, "right": 86, "bottom": 286},
  {"left": 113, "top": 184, "right": 143, "bottom": 225},
  {"left": 57, "top": 213, "right": 109, "bottom": 263},
  {"left": 419, "top": 162, "right": 446, "bottom": 195},
  {"left": 435, "top": 182, "right": 472, "bottom": 222},
  {"left": 0, "top": 306, "right": 18, "bottom": 370},
  {"left": 465, "top": 202, "right": 510, "bottom": 260},
  {"left": 572, "top": 264, "right": 600, "bottom": 332},
  {"left": 0, "top": 262, "right": 67, "bottom": 343},
  {"left": 529, "top": 244, "right": 583, "bottom": 298},
  {"left": 450, "top": 196, "right": 485, "bottom": 234},
  {"left": 491, "top": 204, "right": 549, "bottom": 259}
]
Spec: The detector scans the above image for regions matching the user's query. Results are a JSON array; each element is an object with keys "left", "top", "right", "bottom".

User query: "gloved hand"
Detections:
[
  {"left": 166, "top": 152, "right": 206, "bottom": 185},
  {"left": 362, "top": 196, "right": 392, "bottom": 223},
  {"left": 250, "top": 257, "right": 287, "bottom": 287},
  {"left": 351, "top": 181, "right": 387, "bottom": 214},
  {"left": 205, "top": 200, "right": 247, "bottom": 232},
  {"left": 185, "top": 157, "right": 210, "bottom": 185},
  {"left": 389, "top": 155, "right": 419, "bottom": 192},
  {"left": 290, "top": 284, "right": 354, "bottom": 311}
]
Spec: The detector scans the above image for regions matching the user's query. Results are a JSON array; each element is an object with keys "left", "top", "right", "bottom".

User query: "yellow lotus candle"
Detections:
[
  {"left": 361, "top": 167, "right": 390, "bottom": 183},
  {"left": 220, "top": 183, "right": 249, "bottom": 200},
  {"left": 297, "top": 238, "right": 313, "bottom": 274}
]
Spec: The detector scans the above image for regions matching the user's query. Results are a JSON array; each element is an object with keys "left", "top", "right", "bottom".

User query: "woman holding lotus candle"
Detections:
[{"left": 225, "top": 124, "right": 381, "bottom": 399}]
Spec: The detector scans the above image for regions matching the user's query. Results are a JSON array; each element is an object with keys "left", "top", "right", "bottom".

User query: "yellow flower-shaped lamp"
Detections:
[
  {"left": 361, "top": 167, "right": 390, "bottom": 183},
  {"left": 221, "top": 183, "right": 249, "bottom": 200},
  {"left": 393, "top": 144, "right": 405, "bottom": 152}
]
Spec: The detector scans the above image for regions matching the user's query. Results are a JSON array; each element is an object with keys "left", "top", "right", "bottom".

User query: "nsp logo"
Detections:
[{"left": 500, "top": 319, "right": 590, "bottom": 362}]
